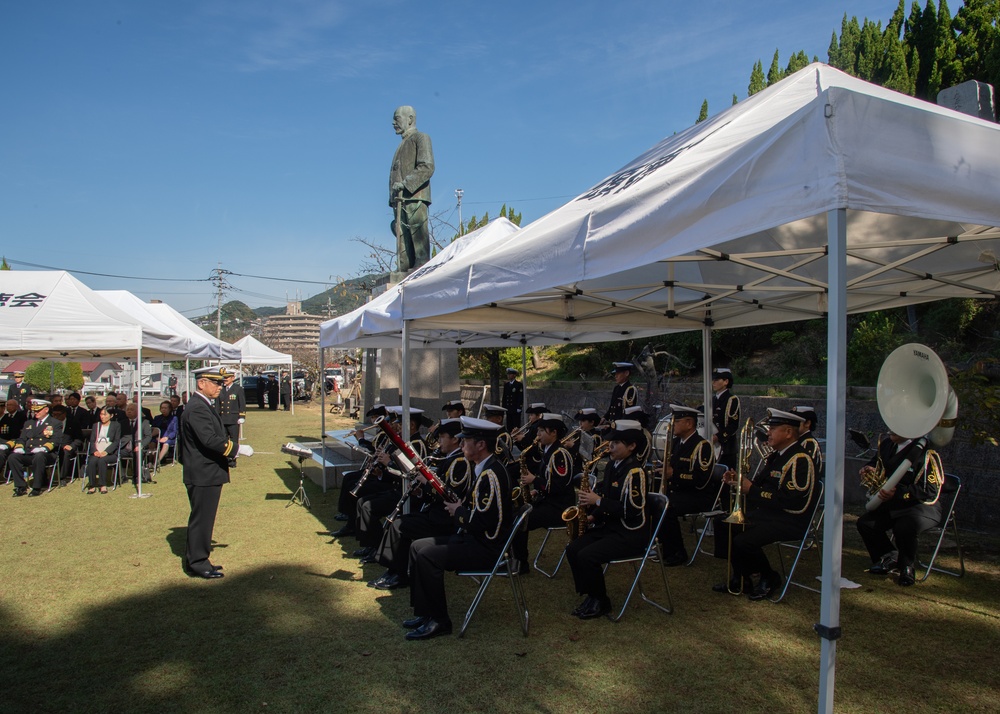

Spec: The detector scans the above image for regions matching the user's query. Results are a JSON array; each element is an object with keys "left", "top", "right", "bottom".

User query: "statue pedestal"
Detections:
[{"left": 372, "top": 274, "right": 461, "bottom": 412}]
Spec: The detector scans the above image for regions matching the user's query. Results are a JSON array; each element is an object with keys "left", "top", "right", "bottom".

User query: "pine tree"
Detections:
[
  {"left": 882, "top": 29, "right": 914, "bottom": 93},
  {"left": 748, "top": 60, "right": 766, "bottom": 96},
  {"left": 828, "top": 30, "right": 842, "bottom": 67},
  {"left": 697, "top": 99, "right": 709, "bottom": 123},
  {"left": 785, "top": 50, "right": 811, "bottom": 75},
  {"left": 0, "top": 256, "right": 10, "bottom": 270},
  {"left": 732, "top": 93, "right": 738, "bottom": 106},
  {"left": 766, "top": 49, "right": 783, "bottom": 85},
  {"left": 839, "top": 15, "right": 863, "bottom": 74}
]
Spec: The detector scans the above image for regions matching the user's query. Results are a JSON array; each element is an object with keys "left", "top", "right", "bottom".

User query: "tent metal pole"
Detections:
[
  {"left": 521, "top": 342, "right": 528, "bottom": 421},
  {"left": 818, "top": 208, "right": 847, "bottom": 713},
  {"left": 319, "top": 347, "right": 327, "bottom": 493},
  {"left": 401, "top": 321, "right": 411, "bottom": 516},
  {"left": 290, "top": 357, "right": 295, "bottom": 414},
  {"left": 131, "top": 345, "right": 150, "bottom": 499},
  {"left": 701, "top": 326, "right": 713, "bottom": 441},
  {"left": 185, "top": 359, "right": 190, "bottom": 403}
]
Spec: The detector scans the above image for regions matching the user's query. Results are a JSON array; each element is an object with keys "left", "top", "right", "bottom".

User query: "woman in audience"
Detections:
[
  {"left": 84, "top": 407, "right": 123, "bottom": 494},
  {"left": 151, "top": 400, "right": 178, "bottom": 466}
]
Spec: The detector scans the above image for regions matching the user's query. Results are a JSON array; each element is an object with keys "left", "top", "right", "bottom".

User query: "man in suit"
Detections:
[
  {"left": 501, "top": 367, "right": 524, "bottom": 432},
  {"left": 217, "top": 371, "right": 246, "bottom": 468},
  {"left": 179, "top": 366, "right": 238, "bottom": 579},
  {"left": 50, "top": 404, "right": 85, "bottom": 482},
  {"left": 255, "top": 375, "right": 266, "bottom": 409},
  {"left": 0, "top": 398, "right": 28, "bottom": 477},
  {"left": 8, "top": 399, "right": 63, "bottom": 497},
  {"left": 7, "top": 371, "right": 32, "bottom": 409},
  {"left": 267, "top": 375, "right": 279, "bottom": 411},
  {"left": 389, "top": 105, "right": 434, "bottom": 272}
]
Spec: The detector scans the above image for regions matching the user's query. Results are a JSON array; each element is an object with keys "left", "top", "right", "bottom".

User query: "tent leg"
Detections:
[
  {"left": 521, "top": 341, "right": 528, "bottom": 420},
  {"left": 131, "top": 346, "right": 150, "bottom": 500},
  {"left": 319, "top": 347, "right": 326, "bottom": 493},
  {"left": 700, "top": 326, "right": 713, "bottom": 441},
  {"left": 818, "top": 208, "right": 847, "bottom": 714},
  {"left": 401, "top": 321, "right": 411, "bottom": 516}
]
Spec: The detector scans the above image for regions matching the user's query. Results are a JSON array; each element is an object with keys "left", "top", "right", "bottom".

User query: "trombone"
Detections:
[{"left": 723, "top": 418, "right": 755, "bottom": 594}]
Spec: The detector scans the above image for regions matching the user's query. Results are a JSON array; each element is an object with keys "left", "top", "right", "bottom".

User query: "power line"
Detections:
[
  {"left": 6, "top": 259, "right": 210, "bottom": 282},
  {"left": 464, "top": 194, "right": 575, "bottom": 205},
  {"left": 227, "top": 271, "right": 341, "bottom": 286}
]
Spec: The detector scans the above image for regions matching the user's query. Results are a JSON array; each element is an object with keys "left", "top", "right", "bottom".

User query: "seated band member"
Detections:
[
  {"left": 405, "top": 416, "right": 512, "bottom": 640},
  {"left": 623, "top": 405, "right": 653, "bottom": 466},
  {"left": 856, "top": 431, "right": 941, "bottom": 586},
  {"left": 332, "top": 404, "right": 392, "bottom": 536},
  {"left": 480, "top": 404, "right": 513, "bottom": 465},
  {"left": 353, "top": 407, "right": 429, "bottom": 562},
  {"left": 791, "top": 405, "right": 824, "bottom": 477},
  {"left": 568, "top": 408, "right": 601, "bottom": 462},
  {"left": 512, "top": 413, "right": 577, "bottom": 572},
  {"left": 602, "top": 362, "right": 638, "bottom": 427},
  {"left": 0, "top": 398, "right": 28, "bottom": 477},
  {"left": 370, "top": 419, "right": 472, "bottom": 590},
  {"left": 657, "top": 405, "right": 716, "bottom": 566},
  {"left": 442, "top": 400, "right": 466, "bottom": 419},
  {"left": 84, "top": 407, "right": 124, "bottom": 494},
  {"left": 713, "top": 408, "right": 817, "bottom": 600},
  {"left": 566, "top": 419, "right": 649, "bottom": 620},
  {"left": 8, "top": 399, "right": 63, "bottom": 497}
]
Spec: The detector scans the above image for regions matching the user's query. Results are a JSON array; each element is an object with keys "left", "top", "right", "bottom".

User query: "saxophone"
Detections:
[
  {"left": 562, "top": 441, "right": 610, "bottom": 540},
  {"left": 511, "top": 440, "right": 537, "bottom": 507}
]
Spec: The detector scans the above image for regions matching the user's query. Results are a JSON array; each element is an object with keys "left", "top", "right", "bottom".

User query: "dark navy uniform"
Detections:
[
  {"left": 715, "top": 441, "right": 817, "bottom": 581},
  {"left": 356, "top": 434, "right": 428, "bottom": 549},
  {"left": 409, "top": 454, "right": 513, "bottom": 627},
  {"left": 712, "top": 388, "right": 740, "bottom": 468},
  {"left": 7, "top": 381, "right": 33, "bottom": 410},
  {"left": 9, "top": 413, "right": 64, "bottom": 492},
  {"left": 512, "top": 442, "right": 576, "bottom": 562},
  {"left": 798, "top": 431, "right": 824, "bottom": 478},
  {"left": 0, "top": 407, "right": 27, "bottom": 476},
  {"left": 217, "top": 380, "right": 246, "bottom": 463},
  {"left": 566, "top": 454, "right": 649, "bottom": 601},
  {"left": 604, "top": 382, "right": 638, "bottom": 423},
  {"left": 501, "top": 377, "right": 524, "bottom": 431},
  {"left": 857, "top": 437, "right": 942, "bottom": 575},
  {"left": 179, "top": 391, "right": 236, "bottom": 576},
  {"left": 658, "top": 432, "right": 716, "bottom": 557},
  {"left": 336, "top": 429, "right": 394, "bottom": 533}
]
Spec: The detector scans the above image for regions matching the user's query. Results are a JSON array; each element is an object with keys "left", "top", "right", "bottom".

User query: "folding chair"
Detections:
[
  {"left": 603, "top": 492, "right": 674, "bottom": 622},
  {"left": 532, "top": 526, "right": 568, "bottom": 578},
  {"left": 918, "top": 473, "right": 965, "bottom": 581},
  {"left": 455, "top": 504, "right": 532, "bottom": 638},
  {"left": 684, "top": 465, "right": 729, "bottom": 566},
  {"left": 769, "top": 480, "right": 826, "bottom": 603},
  {"left": 112, "top": 441, "right": 131, "bottom": 491}
]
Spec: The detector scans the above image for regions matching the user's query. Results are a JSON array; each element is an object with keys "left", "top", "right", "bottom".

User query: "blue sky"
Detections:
[{"left": 1, "top": 0, "right": 896, "bottom": 316}]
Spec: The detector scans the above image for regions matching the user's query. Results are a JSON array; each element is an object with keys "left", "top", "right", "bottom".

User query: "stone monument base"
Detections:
[{"left": 379, "top": 347, "right": 460, "bottom": 414}]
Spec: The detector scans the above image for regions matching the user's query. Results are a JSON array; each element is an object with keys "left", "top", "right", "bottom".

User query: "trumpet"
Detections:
[
  {"left": 510, "top": 421, "right": 534, "bottom": 441},
  {"left": 560, "top": 427, "right": 582, "bottom": 447}
]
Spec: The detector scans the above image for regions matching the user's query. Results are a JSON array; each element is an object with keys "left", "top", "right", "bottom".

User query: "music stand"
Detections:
[{"left": 282, "top": 444, "right": 312, "bottom": 510}]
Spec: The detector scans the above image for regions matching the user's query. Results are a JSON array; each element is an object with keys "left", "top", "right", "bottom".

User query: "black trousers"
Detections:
[
  {"left": 377, "top": 508, "right": 454, "bottom": 576},
  {"left": 185, "top": 484, "right": 223, "bottom": 575},
  {"left": 657, "top": 490, "right": 718, "bottom": 554},
  {"left": 566, "top": 526, "right": 646, "bottom": 599},
  {"left": 857, "top": 503, "right": 940, "bottom": 569},
  {"left": 409, "top": 534, "right": 499, "bottom": 625},
  {"left": 59, "top": 447, "right": 79, "bottom": 480},
  {"left": 714, "top": 515, "right": 806, "bottom": 579},
  {"left": 9, "top": 451, "right": 55, "bottom": 489},
  {"left": 356, "top": 489, "right": 399, "bottom": 547},
  {"left": 512, "top": 498, "right": 571, "bottom": 562},
  {"left": 85, "top": 453, "right": 117, "bottom": 488},
  {"left": 337, "top": 470, "right": 392, "bottom": 522}
]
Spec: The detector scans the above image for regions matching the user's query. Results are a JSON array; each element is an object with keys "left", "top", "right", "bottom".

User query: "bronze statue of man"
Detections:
[{"left": 389, "top": 105, "right": 434, "bottom": 272}]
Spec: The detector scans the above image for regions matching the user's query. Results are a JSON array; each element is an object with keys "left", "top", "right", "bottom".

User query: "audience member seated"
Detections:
[
  {"left": 84, "top": 407, "right": 123, "bottom": 494},
  {"left": 9, "top": 399, "right": 63, "bottom": 497},
  {"left": 49, "top": 404, "right": 85, "bottom": 481},
  {"left": 151, "top": 400, "right": 178, "bottom": 465},
  {"left": 0, "top": 398, "right": 28, "bottom": 477}
]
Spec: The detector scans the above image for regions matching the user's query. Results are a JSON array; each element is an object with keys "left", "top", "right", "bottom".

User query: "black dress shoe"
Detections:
[
  {"left": 405, "top": 619, "right": 452, "bottom": 640},
  {"left": 333, "top": 513, "right": 349, "bottom": 522},
  {"left": 368, "top": 570, "right": 390, "bottom": 588},
  {"left": 28, "top": 489, "right": 43, "bottom": 497},
  {"left": 211, "top": 564, "right": 224, "bottom": 572},
  {"left": 374, "top": 573, "right": 408, "bottom": 590},
  {"left": 402, "top": 615, "right": 428, "bottom": 629},
  {"left": 330, "top": 526, "right": 356, "bottom": 538},
  {"left": 897, "top": 565, "right": 916, "bottom": 586},
  {"left": 12, "top": 487, "right": 27, "bottom": 497},
  {"left": 353, "top": 546, "right": 375, "bottom": 559},
  {"left": 867, "top": 554, "right": 897, "bottom": 575},
  {"left": 571, "top": 596, "right": 595, "bottom": 617},
  {"left": 748, "top": 574, "right": 783, "bottom": 601},
  {"left": 577, "top": 596, "right": 612, "bottom": 620},
  {"left": 662, "top": 550, "right": 689, "bottom": 567},
  {"left": 197, "top": 570, "right": 225, "bottom": 579},
  {"left": 359, "top": 552, "right": 378, "bottom": 565}
]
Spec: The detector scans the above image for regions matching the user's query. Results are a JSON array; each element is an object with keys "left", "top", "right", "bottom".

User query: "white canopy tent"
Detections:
[
  {"left": 322, "top": 65, "right": 1000, "bottom": 712},
  {"left": 0, "top": 271, "right": 195, "bottom": 498},
  {"left": 144, "top": 302, "right": 242, "bottom": 361},
  {"left": 220, "top": 335, "right": 295, "bottom": 414}
]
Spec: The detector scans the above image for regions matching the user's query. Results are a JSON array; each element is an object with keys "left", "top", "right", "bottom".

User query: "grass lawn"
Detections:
[{"left": 1, "top": 402, "right": 998, "bottom": 713}]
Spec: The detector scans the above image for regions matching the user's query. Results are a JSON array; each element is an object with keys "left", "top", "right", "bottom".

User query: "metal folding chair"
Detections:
[
  {"left": 770, "top": 480, "right": 826, "bottom": 603},
  {"left": 603, "top": 492, "right": 674, "bottom": 622},
  {"left": 684, "top": 465, "right": 729, "bottom": 565},
  {"left": 455, "top": 504, "right": 532, "bottom": 638},
  {"left": 532, "top": 526, "right": 568, "bottom": 578},
  {"left": 918, "top": 473, "right": 965, "bottom": 581}
]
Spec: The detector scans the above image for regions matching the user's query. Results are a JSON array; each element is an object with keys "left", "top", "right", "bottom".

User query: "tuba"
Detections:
[{"left": 866, "top": 344, "right": 958, "bottom": 512}]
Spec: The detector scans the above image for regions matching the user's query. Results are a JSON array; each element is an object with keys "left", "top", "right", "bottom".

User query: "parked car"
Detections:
[{"left": 242, "top": 376, "right": 264, "bottom": 404}]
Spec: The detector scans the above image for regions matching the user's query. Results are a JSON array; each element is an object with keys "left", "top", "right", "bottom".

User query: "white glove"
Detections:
[
  {"left": 237, "top": 418, "right": 245, "bottom": 425},
  {"left": 14, "top": 448, "right": 25, "bottom": 454},
  {"left": 237, "top": 444, "right": 254, "bottom": 457},
  {"left": 0, "top": 444, "right": 8, "bottom": 451},
  {"left": 31, "top": 447, "right": 47, "bottom": 454}
]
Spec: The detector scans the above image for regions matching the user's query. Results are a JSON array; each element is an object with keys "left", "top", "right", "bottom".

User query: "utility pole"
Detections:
[
  {"left": 210, "top": 265, "right": 232, "bottom": 339},
  {"left": 455, "top": 188, "right": 464, "bottom": 236}
]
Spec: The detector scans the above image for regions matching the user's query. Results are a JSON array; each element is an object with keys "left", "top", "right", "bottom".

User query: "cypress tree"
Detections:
[
  {"left": 856, "top": 19, "right": 886, "bottom": 81},
  {"left": 697, "top": 100, "right": 709, "bottom": 123},
  {"left": 732, "top": 93, "right": 738, "bottom": 106},
  {"left": 882, "top": 29, "right": 914, "bottom": 93},
  {"left": 766, "top": 49, "right": 783, "bottom": 85},
  {"left": 785, "top": 50, "right": 810, "bottom": 75},
  {"left": 828, "top": 30, "right": 842, "bottom": 67},
  {"left": 840, "top": 15, "right": 863, "bottom": 75},
  {"left": 934, "top": 0, "right": 962, "bottom": 93},
  {"left": 748, "top": 60, "right": 766, "bottom": 96}
]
